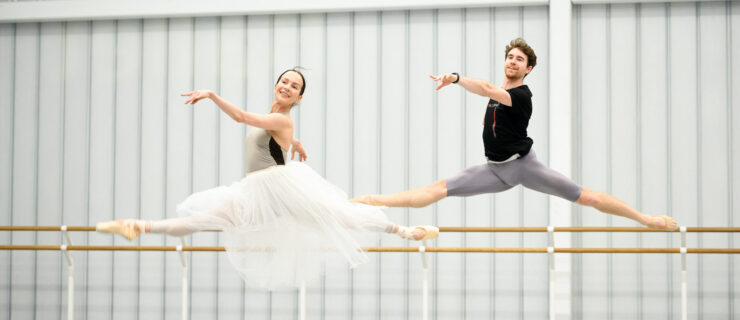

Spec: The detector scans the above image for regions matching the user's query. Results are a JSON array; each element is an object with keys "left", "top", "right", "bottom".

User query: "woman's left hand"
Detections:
[
  {"left": 291, "top": 139, "right": 307, "bottom": 162},
  {"left": 181, "top": 90, "right": 213, "bottom": 105}
]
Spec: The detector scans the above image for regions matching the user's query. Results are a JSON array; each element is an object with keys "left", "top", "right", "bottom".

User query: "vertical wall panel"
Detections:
[
  {"left": 138, "top": 17, "right": 168, "bottom": 320},
  {"left": 189, "top": 16, "right": 220, "bottom": 320},
  {"left": 638, "top": 4, "right": 671, "bottom": 319},
  {"left": 698, "top": 2, "right": 731, "bottom": 317},
  {"left": 732, "top": 1, "right": 740, "bottom": 316},
  {"left": 575, "top": 2, "right": 737, "bottom": 319},
  {"left": 3, "top": 2, "right": 738, "bottom": 319},
  {"left": 379, "top": 9, "right": 408, "bottom": 319},
  {"left": 165, "top": 17, "right": 194, "bottom": 318},
  {"left": 217, "top": 15, "right": 247, "bottom": 320},
  {"left": 10, "top": 22, "right": 39, "bottom": 320},
  {"left": 324, "top": 12, "right": 352, "bottom": 320},
  {"left": 243, "top": 15, "right": 271, "bottom": 319},
  {"left": 521, "top": 6, "right": 549, "bottom": 319},
  {"left": 0, "top": 23, "right": 14, "bottom": 320},
  {"left": 112, "top": 19, "right": 143, "bottom": 320},
  {"left": 270, "top": 14, "right": 301, "bottom": 316},
  {"left": 406, "top": 9, "right": 436, "bottom": 318},
  {"left": 352, "top": 11, "right": 380, "bottom": 320},
  {"left": 491, "top": 7, "right": 523, "bottom": 320},
  {"left": 35, "top": 21, "right": 64, "bottom": 320},
  {"left": 63, "top": 20, "right": 93, "bottom": 319},
  {"left": 462, "top": 7, "right": 493, "bottom": 320},
  {"left": 435, "top": 9, "right": 465, "bottom": 320},
  {"left": 297, "top": 13, "right": 327, "bottom": 318},
  {"left": 607, "top": 5, "right": 642, "bottom": 319},
  {"left": 87, "top": 20, "right": 115, "bottom": 320},
  {"left": 668, "top": 3, "right": 701, "bottom": 318}
]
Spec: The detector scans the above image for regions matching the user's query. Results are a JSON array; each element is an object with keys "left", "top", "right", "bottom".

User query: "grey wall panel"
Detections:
[
  {"left": 378, "top": 10, "right": 408, "bottom": 319},
  {"left": 324, "top": 12, "right": 353, "bottom": 320},
  {"left": 296, "top": 13, "right": 327, "bottom": 318},
  {"left": 165, "top": 17, "right": 194, "bottom": 317},
  {"left": 270, "top": 14, "right": 301, "bottom": 316},
  {"left": 698, "top": 2, "right": 731, "bottom": 317},
  {"left": 190, "top": 16, "right": 220, "bottom": 320},
  {"left": 435, "top": 8, "right": 465, "bottom": 319},
  {"left": 0, "top": 23, "right": 13, "bottom": 320},
  {"left": 87, "top": 19, "right": 114, "bottom": 320},
  {"left": 10, "top": 22, "right": 39, "bottom": 320},
  {"left": 243, "top": 15, "right": 272, "bottom": 319},
  {"left": 638, "top": 4, "right": 671, "bottom": 319},
  {"left": 216, "top": 16, "right": 247, "bottom": 320},
  {"left": 521, "top": 6, "right": 550, "bottom": 319},
  {"left": 406, "top": 9, "right": 436, "bottom": 318},
  {"left": 490, "top": 7, "right": 524, "bottom": 320},
  {"left": 732, "top": 1, "right": 740, "bottom": 316},
  {"left": 462, "top": 8, "right": 494, "bottom": 320},
  {"left": 607, "top": 5, "right": 642, "bottom": 319},
  {"left": 112, "top": 19, "right": 143, "bottom": 320},
  {"left": 575, "top": 2, "right": 737, "bottom": 319},
  {"left": 668, "top": 3, "right": 701, "bottom": 318},
  {"left": 35, "top": 21, "right": 63, "bottom": 320},
  {"left": 4, "top": 2, "right": 737, "bottom": 319},
  {"left": 351, "top": 11, "right": 380, "bottom": 320},
  {"left": 138, "top": 17, "right": 168, "bottom": 320}
]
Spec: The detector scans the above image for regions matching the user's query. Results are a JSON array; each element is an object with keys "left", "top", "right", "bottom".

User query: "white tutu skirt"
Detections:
[{"left": 176, "top": 162, "right": 392, "bottom": 290}]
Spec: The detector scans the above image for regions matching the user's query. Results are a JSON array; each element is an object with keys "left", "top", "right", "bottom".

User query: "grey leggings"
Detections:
[{"left": 446, "top": 149, "right": 583, "bottom": 202}]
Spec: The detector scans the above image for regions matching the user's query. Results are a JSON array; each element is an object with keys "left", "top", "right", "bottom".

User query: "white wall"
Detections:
[
  {"left": 0, "top": 1, "right": 737, "bottom": 319},
  {"left": 572, "top": 2, "right": 739, "bottom": 319}
]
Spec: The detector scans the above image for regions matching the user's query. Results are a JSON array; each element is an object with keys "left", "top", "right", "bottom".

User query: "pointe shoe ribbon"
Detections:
[
  {"left": 412, "top": 225, "right": 439, "bottom": 241},
  {"left": 96, "top": 220, "right": 141, "bottom": 241}
]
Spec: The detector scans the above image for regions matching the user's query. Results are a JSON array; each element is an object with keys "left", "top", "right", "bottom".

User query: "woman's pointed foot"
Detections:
[
  {"left": 96, "top": 220, "right": 143, "bottom": 241},
  {"left": 395, "top": 225, "right": 439, "bottom": 241}
]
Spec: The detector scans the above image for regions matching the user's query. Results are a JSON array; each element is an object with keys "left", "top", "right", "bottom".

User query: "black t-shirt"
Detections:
[{"left": 482, "top": 85, "right": 534, "bottom": 162}]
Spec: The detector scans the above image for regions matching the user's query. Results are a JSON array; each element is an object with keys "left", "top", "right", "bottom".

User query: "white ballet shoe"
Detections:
[
  {"left": 96, "top": 220, "right": 142, "bottom": 241},
  {"left": 397, "top": 225, "right": 439, "bottom": 241},
  {"left": 412, "top": 226, "right": 439, "bottom": 241}
]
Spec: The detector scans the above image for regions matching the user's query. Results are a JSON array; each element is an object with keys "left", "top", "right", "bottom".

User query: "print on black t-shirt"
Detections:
[{"left": 482, "top": 85, "right": 534, "bottom": 162}]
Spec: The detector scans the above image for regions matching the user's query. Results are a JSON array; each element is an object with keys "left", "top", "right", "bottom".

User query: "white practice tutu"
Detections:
[{"left": 175, "top": 162, "right": 392, "bottom": 290}]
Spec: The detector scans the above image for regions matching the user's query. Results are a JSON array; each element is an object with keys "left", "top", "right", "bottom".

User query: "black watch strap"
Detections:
[{"left": 451, "top": 72, "right": 460, "bottom": 84}]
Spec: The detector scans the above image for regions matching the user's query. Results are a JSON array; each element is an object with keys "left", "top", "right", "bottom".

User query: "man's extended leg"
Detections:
[
  {"left": 351, "top": 179, "right": 448, "bottom": 208},
  {"left": 515, "top": 150, "right": 677, "bottom": 231},
  {"left": 576, "top": 188, "right": 677, "bottom": 230},
  {"left": 351, "top": 163, "right": 514, "bottom": 208}
]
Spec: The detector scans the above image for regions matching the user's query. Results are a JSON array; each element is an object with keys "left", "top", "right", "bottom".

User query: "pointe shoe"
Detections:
[
  {"left": 646, "top": 215, "right": 678, "bottom": 231},
  {"left": 96, "top": 220, "right": 142, "bottom": 241},
  {"left": 410, "top": 226, "right": 439, "bottom": 241}
]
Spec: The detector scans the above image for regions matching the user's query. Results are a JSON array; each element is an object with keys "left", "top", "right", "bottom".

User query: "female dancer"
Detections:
[{"left": 97, "top": 68, "right": 437, "bottom": 290}]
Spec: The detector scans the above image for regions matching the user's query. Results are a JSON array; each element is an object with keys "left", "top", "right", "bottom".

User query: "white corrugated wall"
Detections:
[{"left": 0, "top": 1, "right": 737, "bottom": 319}]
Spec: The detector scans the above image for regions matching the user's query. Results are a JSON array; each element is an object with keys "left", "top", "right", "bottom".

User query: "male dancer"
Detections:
[{"left": 352, "top": 38, "right": 677, "bottom": 231}]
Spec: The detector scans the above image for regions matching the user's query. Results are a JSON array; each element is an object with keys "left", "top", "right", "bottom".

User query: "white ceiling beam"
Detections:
[{"left": 0, "top": 0, "right": 547, "bottom": 23}]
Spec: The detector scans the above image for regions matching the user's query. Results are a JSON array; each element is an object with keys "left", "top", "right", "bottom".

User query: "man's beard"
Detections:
[{"left": 505, "top": 72, "right": 523, "bottom": 81}]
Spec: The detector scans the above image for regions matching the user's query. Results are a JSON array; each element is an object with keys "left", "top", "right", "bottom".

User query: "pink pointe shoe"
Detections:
[{"left": 96, "top": 220, "right": 143, "bottom": 241}]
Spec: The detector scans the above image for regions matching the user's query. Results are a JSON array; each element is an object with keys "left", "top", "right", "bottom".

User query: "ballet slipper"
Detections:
[
  {"left": 646, "top": 215, "right": 678, "bottom": 231},
  {"left": 96, "top": 220, "right": 142, "bottom": 241},
  {"left": 411, "top": 225, "right": 439, "bottom": 241}
]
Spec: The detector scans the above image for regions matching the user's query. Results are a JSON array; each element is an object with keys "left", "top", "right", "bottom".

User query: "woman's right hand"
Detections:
[{"left": 181, "top": 90, "right": 213, "bottom": 105}]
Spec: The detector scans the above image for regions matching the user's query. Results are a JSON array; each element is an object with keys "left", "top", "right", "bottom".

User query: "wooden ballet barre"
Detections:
[
  {"left": 1, "top": 245, "right": 739, "bottom": 254},
  {"left": 438, "top": 227, "right": 740, "bottom": 233},
  {"left": 2, "top": 226, "right": 740, "bottom": 232}
]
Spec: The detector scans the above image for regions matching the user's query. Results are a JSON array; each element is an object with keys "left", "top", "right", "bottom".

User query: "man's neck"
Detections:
[{"left": 501, "top": 77, "right": 523, "bottom": 90}]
